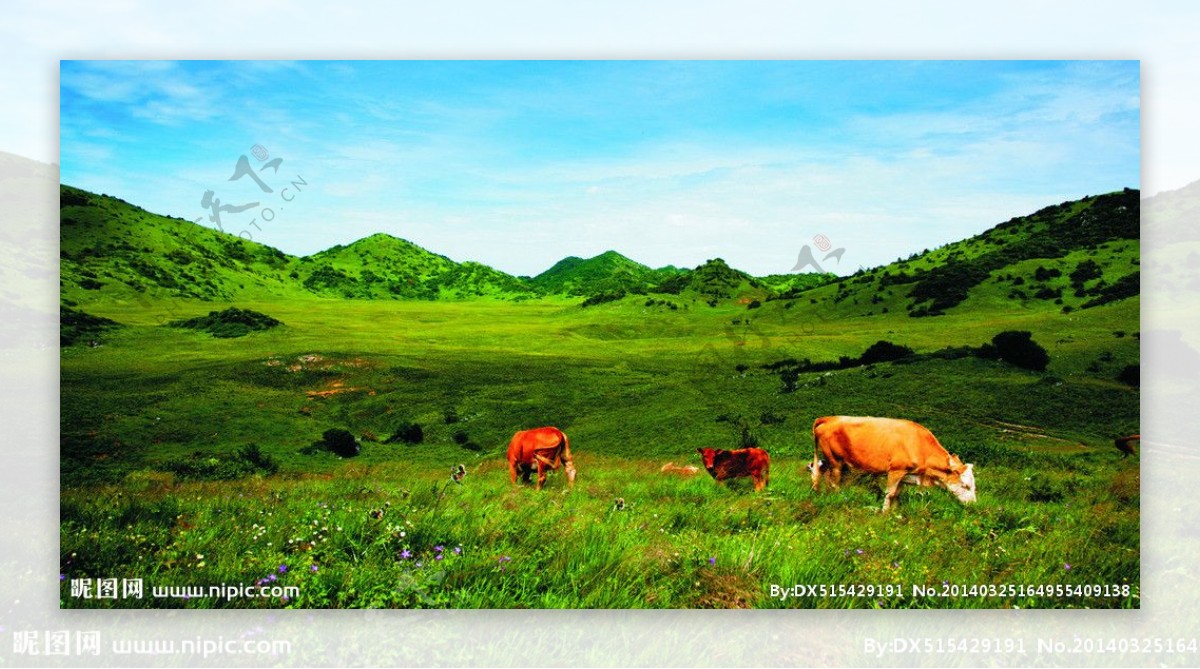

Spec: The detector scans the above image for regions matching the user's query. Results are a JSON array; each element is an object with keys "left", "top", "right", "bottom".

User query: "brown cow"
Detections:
[
  {"left": 507, "top": 426, "right": 576, "bottom": 490},
  {"left": 696, "top": 447, "right": 770, "bottom": 491},
  {"left": 1114, "top": 434, "right": 1140, "bottom": 458},
  {"left": 811, "top": 416, "right": 976, "bottom": 512}
]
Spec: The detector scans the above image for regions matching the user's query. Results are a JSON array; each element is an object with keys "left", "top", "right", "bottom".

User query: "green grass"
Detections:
[
  {"left": 61, "top": 295, "right": 1139, "bottom": 609},
  {"left": 59, "top": 184, "right": 1141, "bottom": 608}
]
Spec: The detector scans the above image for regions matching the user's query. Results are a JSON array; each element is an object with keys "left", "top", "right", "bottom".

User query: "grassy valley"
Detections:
[{"left": 60, "top": 185, "right": 1141, "bottom": 609}]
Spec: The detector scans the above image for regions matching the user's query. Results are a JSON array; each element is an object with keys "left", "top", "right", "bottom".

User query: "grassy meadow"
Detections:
[{"left": 61, "top": 292, "right": 1140, "bottom": 609}]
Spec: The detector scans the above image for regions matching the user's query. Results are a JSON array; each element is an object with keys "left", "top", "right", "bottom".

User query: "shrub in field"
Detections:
[
  {"left": 1117, "top": 364, "right": 1139, "bottom": 387},
  {"left": 170, "top": 307, "right": 282, "bottom": 338},
  {"left": 165, "top": 444, "right": 278, "bottom": 480},
  {"left": 237, "top": 443, "right": 279, "bottom": 474},
  {"left": 386, "top": 422, "right": 424, "bottom": 444},
  {"left": 979, "top": 331, "right": 1050, "bottom": 371},
  {"left": 60, "top": 306, "right": 120, "bottom": 346},
  {"left": 322, "top": 428, "right": 360, "bottom": 457},
  {"left": 858, "top": 340, "right": 915, "bottom": 365}
]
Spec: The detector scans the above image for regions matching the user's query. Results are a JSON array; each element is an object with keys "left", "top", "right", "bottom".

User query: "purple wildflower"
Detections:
[
  {"left": 268, "top": 574, "right": 277, "bottom": 582},
  {"left": 708, "top": 557, "right": 717, "bottom": 566},
  {"left": 453, "top": 546, "right": 463, "bottom": 555},
  {"left": 856, "top": 549, "right": 863, "bottom": 555},
  {"left": 59, "top": 573, "right": 65, "bottom": 581},
  {"left": 400, "top": 549, "right": 413, "bottom": 560},
  {"left": 310, "top": 564, "right": 319, "bottom": 573},
  {"left": 415, "top": 561, "right": 423, "bottom": 569},
  {"left": 434, "top": 545, "right": 444, "bottom": 553},
  {"left": 435, "top": 553, "right": 444, "bottom": 561},
  {"left": 278, "top": 564, "right": 288, "bottom": 574},
  {"left": 1064, "top": 563, "right": 1072, "bottom": 571}
]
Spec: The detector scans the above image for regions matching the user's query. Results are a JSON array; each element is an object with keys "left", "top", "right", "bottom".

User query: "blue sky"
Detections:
[{"left": 59, "top": 60, "right": 1140, "bottom": 276}]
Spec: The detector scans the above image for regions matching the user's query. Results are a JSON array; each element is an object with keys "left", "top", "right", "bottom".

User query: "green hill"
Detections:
[
  {"left": 59, "top": 186, "right": 540, "bottom": 305},
  {"left": 531, "top": 250, "right": 680, "bottom": 297},
  {"left": 787, "top": 189, "right": 1140, "bottom": 319},
  {"left": 60, "top": 184, "right": 303, "bottom": 306},
  {"left": 298, "top": 233, "right": 535, "bottom": 300},
  {"left": 652, "top": 257, "right": 771, "bottom": 305}
]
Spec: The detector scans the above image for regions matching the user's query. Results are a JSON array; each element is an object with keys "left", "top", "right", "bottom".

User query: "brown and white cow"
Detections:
[
  {"left": 696, "top": 447, "right": 770, "bottom": 491},
  {"left": 811, "top": 416, "right": 976, "bottom": 512},
  {"left": 507, "top": 426, "right": 576, "bottom": 490}
]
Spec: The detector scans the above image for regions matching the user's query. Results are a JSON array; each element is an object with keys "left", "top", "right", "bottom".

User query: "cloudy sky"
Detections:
[{"left": 59, "top": 60, "right": 1139, "bottom": 276}]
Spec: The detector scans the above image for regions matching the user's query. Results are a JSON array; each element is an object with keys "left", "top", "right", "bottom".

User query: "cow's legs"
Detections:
[
  {"left": 535, "top": 459, "right": 547, "bottom": 490},
  {"left": 827, "top": 460, "right": 843, "bottom": 490},
  {"left": 882, "top": 469, "right": 906, "bottom": 512},
  {"left": 509, "top": 460, "right": 518, "bottom": 485}
]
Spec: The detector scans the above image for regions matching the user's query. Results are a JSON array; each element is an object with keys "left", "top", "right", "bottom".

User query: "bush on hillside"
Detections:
[
  {"left": 979, "top": 331, "right": 1050, "bottom": 371},
  {"left": 322, "top": 428, "right": 360, "bottom": 457},
  {"left": 170, "top": 307, "right": 281, "bottom": 338}
]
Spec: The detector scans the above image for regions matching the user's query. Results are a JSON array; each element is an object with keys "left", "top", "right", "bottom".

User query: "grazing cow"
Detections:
[
  {"left": 660, "top": 462, "right": 700, "bottom": 477},
  {"left": 811, "top": 416, "right": 976, "bottom": 512},
  {"left": 1114, "top": 434, "right": 1140, "bottom": 458},
  {"left": 696, "top": 447, "right": 770, "bottom": 491},
  {"left": 507, "top": 426, "right": 576, "bottom": 490}
]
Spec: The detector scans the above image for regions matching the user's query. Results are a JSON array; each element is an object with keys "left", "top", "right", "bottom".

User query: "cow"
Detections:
[
  {"left": 1114, "top": 434, "right": 1140, "bottom": 458},
  {"left": 696, "top": 447, "right": 770, "bottom": 491},
  {"left": 811, "top": 416, "right": 976, "bottom": 512},
  {"left": 507, "top": 426, "right": 576, "bottom": 490},
  {"left": 660, "top": 462, "right": 700, "bottom": 477}
]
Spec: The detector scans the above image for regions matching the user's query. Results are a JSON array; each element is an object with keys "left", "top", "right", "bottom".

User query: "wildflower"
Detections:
[
  {"left": 59, "top": 574, "right": 65, "bottom": 581},
  {"left": 453, "top": 545, "right": 463, "bottom": 555},
  {"left": 708, "top": 557, "right": 717, "bottom": 566},
  {"left": 310, "top": 565, "right": 319, "bottom": 573},
  {"left": 613, "top": 497, "right": 626, "bottom": 511},
  {"left": 451, "top": 464, "right": 467, "bottom": 483},
  {"left": 400, "top": 549, "right": 413, "bottom": 560},
  {"left": 415, "top": 561, "right": 423, "bottom": 569},
  {"left": 1064, "top": 563, "right": 1072, "bottom": 571},
  {"left": 856, "top": 549, "right": 863, "bottom": 555},
  {"left": 435, "top": 553, "right": 444, "bottom": 561},
  {"left": 278, "top": 564, "right": 288, "bottom": 574},
  {"left": 268, "top": 574, "right": 277, "bottom": 582}
]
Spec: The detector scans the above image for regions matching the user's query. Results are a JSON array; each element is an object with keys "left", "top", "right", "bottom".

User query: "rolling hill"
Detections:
[
  {"left": 784, "top": 189, "right": 1140, "bottom": 320},
  {"left": 530, "top": 250, "right": 681, "bottom": 296},
  {"left": 60, "top": 184, "right": 1140, "bottom": 323}
]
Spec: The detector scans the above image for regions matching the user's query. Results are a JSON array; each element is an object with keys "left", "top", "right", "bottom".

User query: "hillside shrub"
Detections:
[
  {"left": 980, "top": 331, "right": 1050, "bottom": 371},
  {"left": 1117, "top": 364, "right": 1139, "bottom": 387},
  {"left": 385, "top": 422, "right": 424, "bottom": 444},
  {"left": 322, "top": 428, "right": 360, "bottom": 457},
  {"left": 170, "top": 307, "right": 281, "bottom": 338}
]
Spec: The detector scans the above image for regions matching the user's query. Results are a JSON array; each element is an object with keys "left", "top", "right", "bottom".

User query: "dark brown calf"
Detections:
[
  {"left": 1115, "top": 434, "right": 1140, "bottom": 458},
  {"left": 696, "top": 447, "right": 770, "bottom": 491}
]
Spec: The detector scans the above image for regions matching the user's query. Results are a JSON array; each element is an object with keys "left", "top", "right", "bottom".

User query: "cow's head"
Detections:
[
  {"left": 942, "top": 455, "right": 977, "bottom": 504},
  {"left": 696, "top": 448, "right": 721, "bottom": 475}
]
